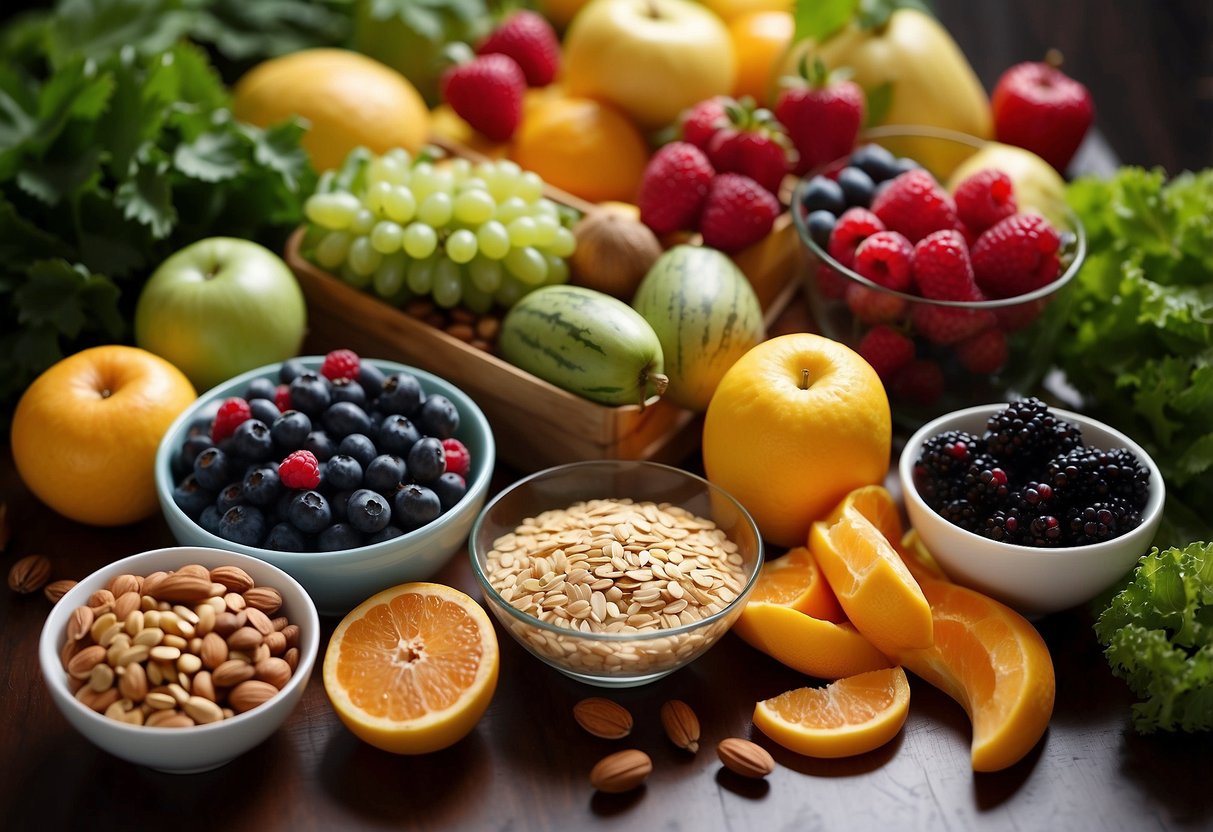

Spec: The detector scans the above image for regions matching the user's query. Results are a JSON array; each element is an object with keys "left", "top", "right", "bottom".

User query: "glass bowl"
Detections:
[
  {"left": 469, "top": 460, "right": 763, "bottom": 688},
  {"left": 791, "top": 125, "right": 1087, "bottom": 428}
]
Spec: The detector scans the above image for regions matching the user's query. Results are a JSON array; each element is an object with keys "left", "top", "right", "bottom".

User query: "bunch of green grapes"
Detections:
[{"left": 302, "top": 149, "right": 577, "bottom": 314}]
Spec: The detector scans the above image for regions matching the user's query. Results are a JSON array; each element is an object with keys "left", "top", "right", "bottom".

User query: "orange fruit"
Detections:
[
  {"left": 828, "top": 485, "right": 903, "bottom": 544},
  {"left": 700, "top": 0, "right": 792, "bottom": 22},
  {"left": 744, "top": 545, "right": 844, "bottom": 622},
  {"left": 429, "top": 104, "right": 510, "bottom": 160},
  {"left": 809, "top": 504, "right": 933, "bottom": 655},
  {"left": 888, "top": 578, "right": 1055, "bottom": 772},
  {"left": 728, "top": 10, "right": 794, "bottom": 105},
  {"left": 702, "top": 333, "right": 892, "bottom": 548},
  {"left": 732, "top": 603, "right": 892, "bottom": 680},
  {"left": 508, "top": 94, "right": 650, "bottom": 203},
  {"left": 11, "top": 346, "right": 197, "bottom": 526},
  {"left": 233, "top": 49, "right": 430, "bottom": 171},
  {"left": 754, "top": 666, "right": 911, "bottom": 758},
  {"left": 322, "top": 582, "right": 499, "bottom": 754},
  {"left": 898, "top": 528, "right": 952, "bottom": 585},
  {"left": 538, "top": 0, "right": 593, "bottom": 29}
]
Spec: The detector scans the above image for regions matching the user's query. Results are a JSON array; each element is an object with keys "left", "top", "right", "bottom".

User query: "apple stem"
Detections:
[
  {"left": 100, "top": 388, "right": 112, "bottom": 399},
  {"left": 644, "top": 0, "right": 662, "bottom": 19},
  {"left": 800, "top": 368, "right": 809, "bottom": 390},
  {"left": 1044, "top": 48, "right": 1065, "bottom": 69}
]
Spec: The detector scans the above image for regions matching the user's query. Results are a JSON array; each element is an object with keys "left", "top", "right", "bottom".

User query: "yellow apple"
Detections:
[
  {"left": 563, "top": 0, "right": 736, "bottom": 131},
  {"left": 946, "top": 142, "right": 1069, "bottom": 227}
]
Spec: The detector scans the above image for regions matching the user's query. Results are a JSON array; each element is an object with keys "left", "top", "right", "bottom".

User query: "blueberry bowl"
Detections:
[{"left": 154, "top": 356, "right": 495, "bottom": 616}]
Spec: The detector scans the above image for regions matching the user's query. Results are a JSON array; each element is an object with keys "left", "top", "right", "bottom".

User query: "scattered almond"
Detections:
[
  {"left": 589, "top": 749, "right": 652, "bottom": 793},
  {"left": 43, "top": 579, "right": 76, "bottom": 604},
  {"left": 573, "top": 697, "right": 633, "bottom": 739},
  {"left": 8, "top": 554, "right": 51, "bottom": 594},
  {"left": 717, "top": 737, "right": 775, "bottom": 779},
  {"left": 660, "top": 700, "right": 701, "bottom": 753}
]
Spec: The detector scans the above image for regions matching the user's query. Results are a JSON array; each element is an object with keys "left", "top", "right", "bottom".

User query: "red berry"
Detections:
[
  {"left": 971, "top": 213, "right": 1062, "bottom": 299},
  {"left": 441, "top": 438, "right": 471, "bottom": 478},
  {"left": 679, "top": 96, "right": 731, "bottom": 152},
  {"left": 274, "top": 384, "right": 291, "bottom": 412},
  {"left": 477, "top": 10, "right": 561, "bottom": 87},
  {"left": 279, "top": 450, "right": 321, "bottom": 490},
  {"left": 956, "top": 328, "right": 1010, "bottom": 374},
  {"left": 994, "top": 297, "right": 1048, "bottom": 332},
  {"left": 954, "top": 169, "right": 1018, "bottom": 235},
  {"left": 637, "top": 141, "right": 715, "bottom": 235},
  {"left": 846, "top": 283, "right": 907, "bottom": 325},
  {"left": 320, "top": 348, "right": 360, "bottom": 381},
  {"left": 815, "top": 262, "right": 849, "bottom": 300},
  {"left": 857, "top": 325, "right": 915, "bottom": 380},
  {"left": 827, "top": 207, "right": 884, "bottom": 269},
  {"left": 773, "top": 61, "right": 865, "bottom": 176},
  {"left": 890, "top": 359, "right": 945, "bottom": 406},
  {"left": 704, "top": 99, "right": 794, "bottom": 197},
  {"left": 211, "top": 397, "right": 252, "bottom": 443},
  {"left": 699, "top": 173, "right": 780, "bottom": 253},
  {"left": 910, "top": 304, "right": 996, "bottom": 345},
  {"left": 853, "top": 230, "right": 914, "bottom": 292},
  {"left": 871, "top": 169, "right": 962, "bottom": 244},
  {"left": 440, "top": 53, "right": 526, "bottom": 142},
  {"left": 912, "top": 230, "right": 981, "bottom": 301},
  {"left": 992, "top": 59, "right": 1094, "bottom": 173}
]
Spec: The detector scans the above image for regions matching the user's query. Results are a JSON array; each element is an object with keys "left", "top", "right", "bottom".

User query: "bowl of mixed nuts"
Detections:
[
  {"left": 38, "top": 546, "right": 320, "bottom": 773},
  {"left": 469, "top": 460, "right": 764, "bottom": 688}
]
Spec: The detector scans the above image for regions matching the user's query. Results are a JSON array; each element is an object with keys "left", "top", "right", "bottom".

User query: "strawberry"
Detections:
[
  {"left": 956, "top": 328, "right": 1010, "bottom": 374},
  {"left": 679, "top": 96, "right": 731, "bottom": 152},
  {"left": 871, "top": 169, "right": 962, "bottom": 244},
  {"left": 476, "top": 10, "right": 561, "bottom": 87},
  {"left": 911, "top": 230, "right": 981, "bottom": 301},
  {"left": 954, "top": 169, "right": 1018, "bottom": 235},
  {"left": 705, "top": 99, "right": 794, "bottom": 197},
  {"left": 827, "top": 207, "right": 884, "bottom": 269},
  {"left": 774, "top": 58, "right": 865, "bottom": 176},
  {"left": 971, "top": 213, "right": 1062, "bottom": 299},
  {"left": 637, "top": 141, "right": 715, "bottom": 235},
  {"left": 890, "top": 359, "right": 945, "bottom": 406},
  {"left": 858, "top": 325, "right": 915, "bottom": 380},
  {"left": 853, "top": 230, "right": 914, "bottom": 292},
  {"left": 846, "top": 284, "right": 907, "bottom": 325},
  {"left": 699, "top": 173, "right": 781, "bottom": 253},
  {"left": 992, "top": 56, "right": 1095, "bottom": 173},
  {"left": 440, "top": 53, "right": 526, "bottom": 142}
]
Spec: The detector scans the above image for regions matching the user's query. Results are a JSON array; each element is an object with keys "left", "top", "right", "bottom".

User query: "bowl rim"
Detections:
[
  {"left": 791, "top": 123, "right": 1088, "bottom": 310},
  {"left": 898, "top": 402, "right": 1166, "bottom": 557},
  {"left": 154, "top": 356, "right": 496, "bottom": 560},
  {"left": 38, "top": 545, "right": 320, "bottom": 736},
  {"left": 468, "top": 459, "right": 765, "bottom": 642}
]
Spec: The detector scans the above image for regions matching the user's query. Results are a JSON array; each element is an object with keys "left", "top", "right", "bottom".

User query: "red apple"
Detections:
[{"left": 991, "top": 57, "right": 1095, "bottom": 173}]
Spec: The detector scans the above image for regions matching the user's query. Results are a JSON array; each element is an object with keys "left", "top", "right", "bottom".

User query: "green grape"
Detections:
[
  {"left": 364, "top": 181, "right": 393, "bottom": 215},
  {"left": 383, "top": 185, "right": 417, "bottom": 223},
  {"left": 350, "top": 208, "right": 376, "bottom": 235},
  {"left": 516, "top": 170, "right": 545, "bottom": 202},
  {"left": 412, "top": 163, "right": 453, "bottom": 202},
  {"left": 461, "top": 276, "right": 493, "bottom": 315},
  {"left": 495, "top": 196, "right": 528, "bottom": 223},
  {"left": 548, "top": 226, "right": 576, "bottom": 258},
  {"left": 402, "top": 222, "right": 439, "bottom": 259},
  {"left": 341, "top": 263, "right": 372, "bottom": 289},
  {"left": 544, "top": 253, "right": 570, "bottom": 286},
  {"left": 533, "top": 198, "right": 560, "bottom": 218},
  {"left": 467, "top": 256, "right": 503, "bottom": 294},
  {"left": 432, "top": 258, "right": 463, "bottom": 308},
  {"left": 453, "top": 189, "right": 496, "bottom": 225},
  {"left": 459, "top": 177, "right": 488, "bottom": 193},
  {"left": 417, "top": 192, "right": 453, "bottom": 227},
  {"left": 383, "top": 147, "right": 412, "bottom": 167},
  {"left": 532, "top": 214, "right": 560, "bottom": 248},
  {"left": 507, "top": 216, "right": 538, "bottom": 247},
  {"left": 494, "top": 274, "right": 527, "bottom": 308},
  {"left": 504, "top": 245, "right": 548, "bottom": 285},
  {"left": 304, "top": 192, "right": 361, "bottom": 229},
  {"left": 447, "top": 158, "right": 472, "bottom": 182},
  {"left": 368, "top": 154, "right": 407, "bottom": 186},
  {"left": 348, "top": 235, "right": 383, "bottom": 276},
  {"left": 313, "top": 231, "right": 351, "bottom": 270},
  {"left": 477, "top": 221, "right": 510, "bottom": 260},
  {"left": 407, "top": 256, "right": 437, "bottom": 295},
  {"left": 445, "top": 229, "right": 478, "bottom": 264},
  {"left": 372, "top": 252, "right": 408, "bottom": 298},
  {"left": 370, "top": 221, "right": 405, "bottom": 254}
]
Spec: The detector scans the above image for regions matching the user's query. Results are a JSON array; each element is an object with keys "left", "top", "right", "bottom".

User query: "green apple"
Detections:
[
  {"left": 563, "top": 0, "right": 735, "bottom": 130},
  {"left": 135, "top": 237, "right": 307, "bottom": 393},
  {"left": 946, "top": 142, "right": 1069, "bottom": 227}
]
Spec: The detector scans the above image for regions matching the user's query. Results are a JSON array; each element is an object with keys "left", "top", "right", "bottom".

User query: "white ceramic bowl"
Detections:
[
  {"left": 899, "top": 404, "right": 1165, "bottom": 615},
  {"left": 39, "top": 547, "right": 320, "bottom": 774}
]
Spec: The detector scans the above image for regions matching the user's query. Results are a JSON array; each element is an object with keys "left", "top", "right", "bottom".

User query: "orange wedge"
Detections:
[
  {"left": 322, "top": 582, "right": 499, "bottom": 754},
  {"left": 744, "top": 545, "right": 845, "bottom": 622},
  {"left": 754, "top": 666, "right": 911, "bottom": 758},
  {"left": 732, "top": 603, "right": 892, "bottom": 679},
  {"left": 898, "top": 528, "right": 952, "bottom": 584},
  {"left": 828, "top": 484, "right": 904, "bottom": 544}
]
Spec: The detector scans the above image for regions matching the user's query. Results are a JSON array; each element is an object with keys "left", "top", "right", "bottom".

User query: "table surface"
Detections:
[{"left": 3, "top": 3, "right": 1212, "bottom": 831}]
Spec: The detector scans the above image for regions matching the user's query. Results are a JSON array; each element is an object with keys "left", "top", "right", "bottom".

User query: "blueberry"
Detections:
[
  {"left": 179, "top": 434, "right": 214, "bottom": 472},
  {"left": 171, "top": 474, "right": 213, "bottom": 518},
  {"left": 302, "top": 429, "right": 336, "bottom": 462},
  {"left": 338, "top": 433, "right": 378, "bottom": 469},
  {"left": 806, "top": 209, "right": 837, "bottom": 248},
  {"left": 367, "top": 526, "right": 405, "bottom": 544},
  {"left": 288, "top": 490, "right": 332, "bottom": 534},
  {"left": 193, "top": 446, "right": 232, "bottom": 491},
  {"left": 800, "top": 174, "right": 846, "bottom": 215},
  {"left": 358, "top": 363, "right": 386, "bottom": 401},
  {"left": 323, "top": 401, "right": 373, "bottom": 438},
  {"left": 326, "top": 454, "right": 364, "bottom": 490},
  {"left": 432, "top": 472, "right": 467, "bottom": 511},
  {"left": 248, "top": 397, "right": 281, "bottom": 427},
  {"left": 377, "top": 414, "right": 421, "bottom": 456},
  {"left": 216, "top": 481, "right": 246, "bottom": 514},
  {"left": 893, "top": 156, "right": 921, "bottom": 175},
  {"left": 347, "top": 488, "right": 392, "bottom": 534},
  {"left": 217, "top": 505, "right": 266, "bottom": 546},
  {"left": 407, "top": 436, "right": 446, "bottom": 483},
  {"left": 378, "top": 372, "right": 423, "bottom": 416},
  {"left": 230, "top": 419, "right": 273, "bottom": 461},
  {"left": 416, "top": 395, "right": 460, "bottom": 439},
  {"left": 849, "top": 143, "right": 901, "bottom": 182},
  {"left": 242, "top": 464, "right": 282, "bottom": 507},
  {"left": 329, "top": 378, "right": 367, "bottom": 408},
  {"left": 264, "top": 522, "right": 308, "bottom": 552},
  {"left": 244, "top": 377, "right": 278, "bottom": 402},
  {"left": 289, "top": 371, "right": 332, "bottom": 416},
  {"left": 317, "top": 523, "right": 365, "bottom": 552},
  {"left": 837, "top": 166, "right": 876, "bottom": 208},
  {"left": 279, "top": 358, "right": 309, "bottom": 384},
  {"left": 393, "top": 484, "right": 441, "bottom": 529},
  {"left": 271, "top": 410, "right": 312, "bottom": 451},
  {"left": 365, "top": 454, "right": 406, "bottom": 494},
  {"left": 199, "top": 505, "right": 223, "bottom": 535},
  {"left": 274, "top": 490, "right": 296, "bottom": 523},
  {"left": 330, "top": 489, "right": 353, "bottom": 522}
]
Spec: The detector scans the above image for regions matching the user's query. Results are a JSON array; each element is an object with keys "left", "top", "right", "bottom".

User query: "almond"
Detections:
[
  {"left": 75, "top": 685, "right": 121, "bottom": 713},
  {"left": 227, "top": 625, "right": 262, "bottom": 652},
  {"left": 176, "top": 564, "right": 211, "bottom": 580},
  {"left": 717, "top": 737, "right": 775, "bottom": 779},
  {"left": 88, "top": 588, "right": 116, "bottom": 610},
  {"left": 108, "top": 574, "right": 142, "bottom": 597},
  {"left": 43, "top": 579, "right": 76, "bottom": 604},
  {"left": 212, "top": 658, "right": 256, "bottom": 687},
  {"left": 255, "top": 657, "right": 292, "bottom": 690},
  {"left": 154, "top": 573, "right": 215, "bottom": 603},
  {"left": 229, "top": 679, "right": 279, "bottom": 713},
  {"left": 573, "top": 697, "right": 633, "bottom": 739},
  {"left": 200, "top": 631, "right": 228, "bottom": 669},
  {"left": 67, "top": 644, "right": 107, "bottom": 679},
  {"left": 209, "top": 565, "right": 255, "bottom": 593},
  {"left": 113, "top": 590, "right": 141, "bottom": 622},
  {"left": 244, "top": 606, "right": 274, "bottom": 636},
  {"left": 262, "top": 630, "right": 287, "bottom": 656},
  {"left": 192, "top": 670, "right": 217, "bottom": 703},
  {"left": 589, "top": 749, "right": 652, "bottom": 793},
  {"left": 660, "top": 700, "right": 701, "bottom": 753},
  {"left": 67, "top": 605, "right": 94, "bottom": 642},
  {"left": 243, "top": 586, "right": 283, "bottom": 615},
  {"left": 8, "top": 554, "right": 51, "bottom": 594},
  {"left": 118, "top": 661, "right": 148, "bottom": 702},
  {"left": 183, "top": 695, "right": 224, "bottom": 724}
]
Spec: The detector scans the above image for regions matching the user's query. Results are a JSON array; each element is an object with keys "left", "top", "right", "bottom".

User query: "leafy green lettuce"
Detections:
[{"left": 1094, "top": 542, "right": 1213, "bottom": 733}]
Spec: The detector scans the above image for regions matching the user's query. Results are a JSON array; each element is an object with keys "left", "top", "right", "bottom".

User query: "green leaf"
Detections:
[
  {"left": 863, "top": 81, "right": 893, "bottom": 127},
  {"left": 242, "top": 118, "right": 314, "bottom": 193},
  {"left": 16, "top": 145, "right": 104, "bottom": 205},
  {"left": 114, "top": 151, "right": 177, "bottom": 239},
  {"left": 793, "top": 0, "right": 857, "bottom": 42},
  {"left": 14, "top": 259, "right": 101, "bottom": 338},
  {"left": 43, "top": 0, "right": 195, "bottom": 68},
  {"left": 173, "top": 129, "right": 245, "bottom": 182},
  {"left": 0, "top": 194, "right": 71, "bottom": 265}
]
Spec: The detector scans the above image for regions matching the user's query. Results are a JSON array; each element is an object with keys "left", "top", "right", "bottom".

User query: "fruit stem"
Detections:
[
  {"left": 1044, "top": 48, "right": 1065, "bottom": 69},
  {"left": 800, "top": 368, "right": 809, "bottom": 390},
  {"left": 644, "top": 0, "right": 662, "bottom": 19}
]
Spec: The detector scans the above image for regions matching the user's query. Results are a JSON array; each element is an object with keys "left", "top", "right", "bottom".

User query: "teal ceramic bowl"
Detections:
[{"left": 154, "top": 357, "right": 495, "bottom": 616}]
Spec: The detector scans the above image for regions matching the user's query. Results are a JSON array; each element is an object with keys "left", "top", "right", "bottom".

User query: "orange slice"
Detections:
[
  {"left": 898, "top": 528, "right": 952, "bottom": 584},
  {"left": 732, "top": 603, "right": 892, "bottom": 680},
  {"left": 744, "top": 545, "right": 845, "bottom": 622},
  {"left": 322, "top": 582, "right": 499, "bottom": 754},
  {"left": 828, "top": 484, "right": 904, "bottom": 544},
  {"left": 754, "top": 666, "right": 911, "bottom": 758},
  {"left": 888, "top": 578, "right": 1056, "bottom": 772}
]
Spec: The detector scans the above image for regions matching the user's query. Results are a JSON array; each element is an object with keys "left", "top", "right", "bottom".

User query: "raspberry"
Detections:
[
  {"left": 852, "top": 230, "right": 914, "bottom": 292},
  {"left": 857, "top": 325, "right": 914, "bottom": 380},
  {"left": 211, "top": 397, "right": 252, "bottom": 444},
  {"left": 320, "top": 348, "right": 361, "bottom": 381},
  {"left": 953, "top": 169, "right": 1017, "bottom": 235},
  {"left": 910, "top": 304, "right": 995, "bottom": 345},
  {"left": 441, "top": 438, "right": 471, "bottom": 478},
  {"left": 279, "top": 449, "right": 321, "bottom": 490},
  {"left": 912, "top": 230, "right": 981, "bottom": 301},
  {"left": 274, "top": 384, "right": 292, "bottom": 412},
  {"left": 815, "top": 262, "right": 849, "bottom": 299},
  {"left": 890, "top": 359, "right": 944, "bottom": 406},
  {"left": 956, "top": 327, "right": 1009, "bottom": 374},
  {"left": 845, "top": 283, "right": 907, "bottom": 325},
  {"left": 870, "top": 169, "right": 962, "bottom": 243},
  {"left": 971, "top": 213, "right": 1062, "bottom": 299},
  {"left": 827, "top": 207, "right": 884, "bottom": 269},
  {"left": 637, "top": 141, "right": 715, "bottom": 235},
  {"left": 699, "top": 173, "right": 780, "bottom": 253}
]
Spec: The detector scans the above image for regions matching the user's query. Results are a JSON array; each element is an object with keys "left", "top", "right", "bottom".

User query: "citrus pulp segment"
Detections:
[
  {"left": 744, "top": 546, "right": 845, "bottom": 622},
  {"left": 732, "top": 602, "right": 893, "bottom": 679}
]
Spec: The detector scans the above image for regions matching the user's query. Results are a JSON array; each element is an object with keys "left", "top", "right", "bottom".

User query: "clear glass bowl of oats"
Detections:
[{"left": 469, "top": 460, "right": 764, "bottom": 688}]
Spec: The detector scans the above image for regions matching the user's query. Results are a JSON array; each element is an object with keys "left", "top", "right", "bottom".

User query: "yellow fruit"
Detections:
[
  {"left": 827, "top": 484, "right": 903, "bottom": 545},
  {"left": 540, "top": 0, "right": 594, "bottom": 29},
  {"left": 429, "top": 104, "right": 510, "bottom": 160},
  {"left": 898, "top": 528, "right": 952, "bottom": 585},
  {"left": 754, "top": 666, "right": 911, "bottom": 758},
  {"left": 945, "top": 142, "right": 1069, "bottom": 227},
  {"left": 11, "top": 346, "right": 197, "bottom": 526},
  {"left": 233, "top": 49, "right": 429, "bottom": 172},
  {"left": 700, "top": 0, "right": 792, "bottom": 22},
  {"left": 744, "top": 545, "right": 844, "bottom": 622},
  {"left": 702, "top": 333, "right": 892, "bottom": 548},
  {"left": 728, "top": 10, "right": 794, "bottom": 105},
  {"left": 322, "top": 582, "right": 499, "bottom": 754},
  {"left": 732, "top": 603, "right": 892, "bottom": 679},
  {"left": 509, "top": 94, "right": 650, "bottom": 203}
]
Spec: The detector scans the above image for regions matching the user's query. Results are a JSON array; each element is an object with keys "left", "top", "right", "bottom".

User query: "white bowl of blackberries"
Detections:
[
  {"left": 898, "top": 398, "right": 1164, "bottom": 616},
  {"left": 154, "top": 349, "right": 495, "bottom": 616}
]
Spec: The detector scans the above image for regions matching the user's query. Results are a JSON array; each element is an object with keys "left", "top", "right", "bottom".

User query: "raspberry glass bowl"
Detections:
[
  {"left": 791, "top": 125, "right": 1087, "bottom": 427},
  {"left": 469, "top": 460, "right": 763, "bottom": 688},
  {"left": 154, "top": 357, "right": 495, "bottom": 616}
]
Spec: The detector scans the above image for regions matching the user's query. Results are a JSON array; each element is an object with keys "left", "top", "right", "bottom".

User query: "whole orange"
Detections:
[
  {"left": 702, "top": 333, "right": 891, "bottom": 548},
  {"left": 11, "top": 346, "right": 197, "bottom": 526},
  {"left": 729, "top": 10, "right": 794, "bottom": 105}
]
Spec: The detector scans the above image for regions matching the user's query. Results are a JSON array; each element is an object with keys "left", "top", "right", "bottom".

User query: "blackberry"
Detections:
[
  {"left": 1023, "top": 513, "right": 1065, "bottom": 547},
  {"left": 938, "top": 499, "right": 981, "bottom": 533},
  {"left": 1064, "top": 499, "right": 1142, "bottom": 546},
  {"left": 417, "top": 394, "right": 460, "bottom": 439},
  {"left": 983, "top": 397, "right": 1082, "bottom": 473},
  {"left": 216, "top": 505, "right": 267, "bottom": 547},
  {"left": 981, "top": 509, "right": 1023, "bottom": 544},
  {"left": 407, "top": 436, "right": 447, "bottom": 483},
  {"left": 1103, "top": 448, "right": 1151, "bottom": 507},
  {"left": 1012, "top": 481, "right": 1059, "bottom": 516},
  {"left": 914, "top": 430, "right": 983, "bottom": 508},
  {"left": 962, "top": 456, "right": 1010, "bottom": 508},
  {"left": 1045, "top": 447, "right": 1135, "bottom": 507}
]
